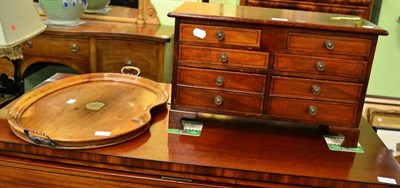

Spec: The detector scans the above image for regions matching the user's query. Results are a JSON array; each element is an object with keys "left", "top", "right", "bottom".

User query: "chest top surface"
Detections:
[{"left": 168, "top": 2, "right": 387, "bottom": 35}]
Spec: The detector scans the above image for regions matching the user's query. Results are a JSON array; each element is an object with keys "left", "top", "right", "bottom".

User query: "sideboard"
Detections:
[
  {"left": 168, "top": 2, "right": 388, "bottom": 148},
  {"left": 0, "top": 73, "right": 399, "bottom": 187},
  {"left": 0, "top": 5, "right": 174, "bottom": 83}
]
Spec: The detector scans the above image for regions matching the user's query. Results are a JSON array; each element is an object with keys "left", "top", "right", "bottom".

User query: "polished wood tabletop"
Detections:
[
  {"left": 0, "top": 74, "right": 399, "bottom": 187},
  {"left": 35, "top": 4, "right": 173, "bottom": 42}
]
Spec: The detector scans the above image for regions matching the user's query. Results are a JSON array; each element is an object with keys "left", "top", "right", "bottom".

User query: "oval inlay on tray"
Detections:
[{"left": 7, "top": 73, "right": 169, "bottom": 149}]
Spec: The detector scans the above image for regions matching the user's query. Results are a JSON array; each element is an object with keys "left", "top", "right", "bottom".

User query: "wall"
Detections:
[
  {"left": 367, "top": 0, "right": 400, "bottom": 98},
  {"left": 152, "top": 0, "right": 239, "bottom": 25},
  {"left": 153, "top": 0, "right": 400, "bottom": 98},
  {"left": 152, "top": 0, "right": 201, "bottom": 26}
]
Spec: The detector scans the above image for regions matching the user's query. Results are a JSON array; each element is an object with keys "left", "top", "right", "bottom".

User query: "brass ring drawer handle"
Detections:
[
  {"left": 220, "top": 52, "right": 228, "bottom": 63},
  {"left": 70, "top": 44, "right": 79, "bottom": 53},
  {"left": 324, "top": 40, "right": 335, "bottom": 50},
  {"left": 308, "top": 105, "right": 318, "bottom": 116},
  {"left": 121, "top": 60, "right": 141, "bottom": 76},
  {"left": 25, "top": 40, "right": 33, "bottom": 48},
  {"left": 216, "top": 31, "right": 225, "bottom": 41},
  {"left": 315, "top": 61, "right": 326, "bottom": 72},
  {"left": 216, "top": 76, "right": 224, "bottom": 86},
  {"left": 214, "top": 95, "right": 223, "bottom": 106},
  {"left": 311, "top": 85, "right": 321, "bottom": 95}
]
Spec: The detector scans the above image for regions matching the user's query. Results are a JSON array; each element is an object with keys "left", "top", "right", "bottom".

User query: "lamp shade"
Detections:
[{"left": 0, "top": 0, "right": 47, "bottom": 48}]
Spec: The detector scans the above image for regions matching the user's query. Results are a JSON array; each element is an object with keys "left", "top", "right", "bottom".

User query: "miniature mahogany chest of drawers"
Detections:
[{"left": 168, "top": 2, "right": 387, "bottom": 147}]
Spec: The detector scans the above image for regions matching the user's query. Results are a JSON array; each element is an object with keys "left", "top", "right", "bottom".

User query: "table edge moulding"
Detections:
[
  {"left": 0, "top": 73, "right": 399, "bottom": 187},
  {"left": 167, "top": 2, "right": 388, "bottom": 148}
]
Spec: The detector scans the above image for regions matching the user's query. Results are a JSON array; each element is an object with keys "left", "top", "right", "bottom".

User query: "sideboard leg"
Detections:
[
  {"left": 169, "top": 109, "right": 198, "bottom": 129},
  {"left": 329, "top": 126, "right": 360, "bottom": 148}
]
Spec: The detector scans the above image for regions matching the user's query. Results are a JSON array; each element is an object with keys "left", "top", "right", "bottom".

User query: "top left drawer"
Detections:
[
  {"left": 23, "top": 35, "right": 90, "bottom": 59},
  {"left": 180, "top": 24, "right": 261, "bottom": 48}
]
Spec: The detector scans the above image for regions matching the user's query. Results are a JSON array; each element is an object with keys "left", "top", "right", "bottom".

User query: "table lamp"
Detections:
[{"left": 0, "top": 0, "right": 46, "bottom": 106}]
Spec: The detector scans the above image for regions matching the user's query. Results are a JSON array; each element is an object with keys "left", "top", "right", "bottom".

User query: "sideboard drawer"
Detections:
[
  {"left": 175, "top": 86, "right": 264, "bottom": 115},
  {"left": 177, "top": 67, "right": 266, "bottom": 93},
  {"left": 23, "top": 36, "right": 89, "bottom": 58},
  {"left": 287, "top": 33, "right": 371, "bottom": 56},
  {"left": 180, "top": 24, "right": 261, "bottom": 47},
  {"left": 270, "top": 76, "right": 363, "bottom": 103},
  {"left": 273, "top": 53, "right": 367, "bottom": 79},
  {"left": 179, "top": 45, "right": 269, "bottom": 68},
  {"left": 97, "top": 39, "right": 162, "bottom": 81},
  {"left": 268, "top": 97, "right": 358, "bottom": 126}
]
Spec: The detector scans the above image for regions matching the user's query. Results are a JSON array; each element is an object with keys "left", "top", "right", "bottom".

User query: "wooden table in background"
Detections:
[
  {"left": 0, "top": 73, "right": 399, "bottom": 187},
  {"left": 0, "top": 5, "right": 174, "bottom": 83}
]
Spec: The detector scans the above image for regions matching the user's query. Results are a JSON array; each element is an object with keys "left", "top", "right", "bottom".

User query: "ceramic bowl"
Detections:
[
  {"left": 86, "top": 0, "right": 110, "bottom": 13},
  {"left": 39, "top": 0, "right": 87, "bottom": 26}
]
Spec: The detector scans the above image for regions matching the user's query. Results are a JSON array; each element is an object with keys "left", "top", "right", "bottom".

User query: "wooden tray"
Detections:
[{"left": 7, "top": 73, "right": 168, "bottom": 149}]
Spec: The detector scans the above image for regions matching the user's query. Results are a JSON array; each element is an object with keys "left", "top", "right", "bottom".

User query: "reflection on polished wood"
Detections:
[{"left": 0, "top": 73, "right": 399, "bottom": 187}]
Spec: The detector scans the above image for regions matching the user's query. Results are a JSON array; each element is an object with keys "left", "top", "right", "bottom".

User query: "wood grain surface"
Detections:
[
  {"left": 0, "top": 74, "right": 399, "bottom": 187},
  {"left": 7, "top": 73, "right": 169, "bottom": 149}
]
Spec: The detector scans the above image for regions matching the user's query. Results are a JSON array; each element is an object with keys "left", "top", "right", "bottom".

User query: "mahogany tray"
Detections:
[{"left": 7, "top": 73, "right": 169, "bottom": 149}]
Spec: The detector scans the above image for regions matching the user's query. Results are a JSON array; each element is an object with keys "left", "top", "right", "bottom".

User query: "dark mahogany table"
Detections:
[{"left": 0, "top": 73, "right": 399, "bottom": 187}]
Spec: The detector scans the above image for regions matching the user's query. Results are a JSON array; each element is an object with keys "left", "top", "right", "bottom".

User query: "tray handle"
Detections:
[{"left": 24, "top": 129, "right": 57, "bottom": 147}]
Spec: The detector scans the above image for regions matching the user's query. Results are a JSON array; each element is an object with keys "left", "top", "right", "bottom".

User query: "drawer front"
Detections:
[
  {"left": 287, "top": 33, "right": 371, "bottom": 56},
  {"left": 274, "top": 53, "right": 367, "bottom": 79},
  {"left": 177, "top": 67, "right": 266, "bottom": 93},
  {"left": 175, "top": 86, "right": 263, "bottom": 115},
  {"left": 23, "top": 36, "right": 89, "bottom": 58},
  {"left": 180, "top": 24, "right": 261, "bottom": 47},
  {"left": 268, "top": 97, "right": 358, "bottom": 126},
  {"left": 270, "top": 76, "right": 363, "bottom": 103},
  {"left": 97, "top": 40, "right": 162, "bottom": 81},
  {"left": 179, "top": 45, "right": 269, "bottom": 69}
]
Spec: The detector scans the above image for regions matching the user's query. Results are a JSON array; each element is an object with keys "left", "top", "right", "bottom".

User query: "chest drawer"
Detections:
[
  {"left": 175, "top": 86, "right": 264, "bottom": 115},
  {"left": 287, "top": 33, "right": 371, "bottom": 56},
  {"left": 180, "top": 24, "right": 261, "bottom": 47},
  {"left": 179, "top": 45, "right": 269, "bottom": 69},
  {"left": 273, "top": 53, "right": 367, "bottom": 79},
  {"left": 268, "top": 97, "right": 358, "bottom": 126},
  {"left": 23, "top": 35, "right": 89, "bottom": 59},
  {"left": 270, "top": 76, "right": 363, "bottom": 103},
  {"left": 177, "top": 67, "right": 266, "bottom": 93}
]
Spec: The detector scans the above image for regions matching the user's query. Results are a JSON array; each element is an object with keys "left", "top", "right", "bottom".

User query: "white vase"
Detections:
[
  {"left": 39, "top": 0, "right": 88, "bottom": 26},
  {"left": 86, "top": 0, "right": 110, "bottom": 13}
]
